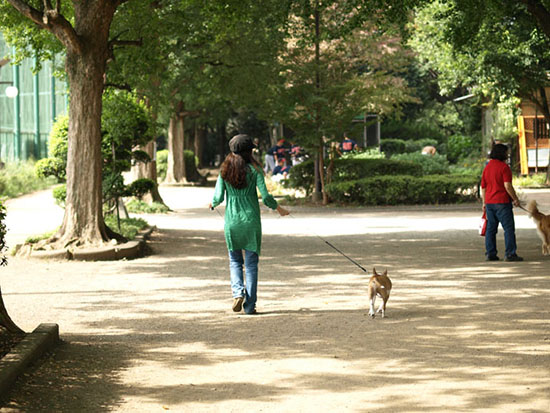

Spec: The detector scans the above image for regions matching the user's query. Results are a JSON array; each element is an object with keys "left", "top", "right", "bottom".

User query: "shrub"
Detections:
[
  {"left": 380, "top": 139, "right": 406, "bottom": 156},
  {"left": 326, "top": 175, "right": 479, "bottom": 205},
  {"left": 288, "top": 158, "right": 423, "bottom": 194},
  {"left": 341, "top": 148, "right": 385, "bottom": 159},
  {"left": 52, "top": 184, "right": 67, "bottom": 207},
  {"left": 390, "top": 152, "right": 450, "bottom": 175},
  {"left": 124, "top": 178, "right": 155, "bottom": 199},
  {"left": 104, "top": 215, "right": 148, "bottom": 240},
  {"left": 126, "top": 199, "right": 170, "bottom": 214}
]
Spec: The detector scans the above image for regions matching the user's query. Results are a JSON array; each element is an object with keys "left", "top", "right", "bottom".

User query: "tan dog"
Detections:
[
  {"left": 368, "top": 268, "right": 392, "bottom": 318},
  {"left": 526, "top": 200, "right": 550, "bottom": 255}
]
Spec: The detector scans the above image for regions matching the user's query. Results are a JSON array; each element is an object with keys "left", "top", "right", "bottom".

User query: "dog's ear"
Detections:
[
  {"left": 373, "top": 267, "right": 378, "bottom": 275},
  {"left": 383, "top": 269, "right": 387, "bottom": 275}
]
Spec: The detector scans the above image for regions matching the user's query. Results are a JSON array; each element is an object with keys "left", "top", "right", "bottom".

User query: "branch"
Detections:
[
  {"left": 109, "top": 39, "right": 143, "bottom": 48},
  {"left": 112, "top": 0, "right": 130, "bottom": 8},
  {"left": 5, "top": 0, "right": 83, "bottom": 54},
  {"left": 104, "top": 82, "right": 132, "bottom": 91},
  {"left": 520, "top": 0, "right": 550, "bottom": 40}
]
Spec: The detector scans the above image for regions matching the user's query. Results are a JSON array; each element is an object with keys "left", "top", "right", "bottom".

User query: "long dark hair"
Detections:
[{"left": 221, "top": 149, "right": 261, "bottom": 189}]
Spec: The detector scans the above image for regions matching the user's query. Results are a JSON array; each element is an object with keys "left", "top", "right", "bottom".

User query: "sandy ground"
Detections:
[{"left": 0, "top": 186, "right": 549, "bottom": 412}]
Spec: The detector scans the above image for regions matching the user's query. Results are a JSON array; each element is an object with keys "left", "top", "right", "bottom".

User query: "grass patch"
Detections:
[
  {"left": 514, "top": 173, "right": 548, "bottom": 188},
  {"left": 126, "top": 199, "right": 170, "bottom": 214},
  {"left": 0, "top": 161, "right": 57, "bottom": 200},
  {"left": 25, "top": 228, "right": 58, "bottom": 244},
  {"left": 104, "top": 215, "right": 148, "bottom": 240}
]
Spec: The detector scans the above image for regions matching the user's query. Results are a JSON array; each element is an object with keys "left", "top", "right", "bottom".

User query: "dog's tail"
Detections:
[{"left": 526, "top": 200, "right": 545, "bottom": 221}]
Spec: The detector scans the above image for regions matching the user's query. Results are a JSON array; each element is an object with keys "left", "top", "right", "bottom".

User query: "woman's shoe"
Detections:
[{"left": 232, "top": 297, "right": 244, "bottom": 312}]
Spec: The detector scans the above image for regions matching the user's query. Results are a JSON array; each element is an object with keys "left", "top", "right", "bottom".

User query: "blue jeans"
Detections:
[
  {"left": 228, "top": 250, "right": 259, "bottom": 314},
  {"left": 485, "top": 203, "right": 517, "bottom": 258}
]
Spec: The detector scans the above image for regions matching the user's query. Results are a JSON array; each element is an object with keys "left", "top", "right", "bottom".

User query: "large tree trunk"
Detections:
[
  {"left": 54, "top": 6, "right": 116, "bottom": 247},
  {"left": 165, "top": 114, "right": 187, "bottom": 183},
  {"left": 0, "top": 288, "right": 24, "bottom": 334}
]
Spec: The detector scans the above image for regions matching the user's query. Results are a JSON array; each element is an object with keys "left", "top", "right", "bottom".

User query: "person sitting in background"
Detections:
[
  {"left": 421, "top": 145, "right": 437, "bottom": 156},
  {"left": 339, "top": 133, "right": 357, "bottom": 154},
  {"left": 271, "top": 157, "right": 291, "bottom": 182},
  {"left": 275, "top": 138, "right": 289, "bottom": 163}
]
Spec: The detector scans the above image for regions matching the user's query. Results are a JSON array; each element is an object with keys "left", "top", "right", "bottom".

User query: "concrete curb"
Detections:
[
  {"left": 0, "top": 323, "right": 59, "bottom": 396},
  {"left": 17, "top": 225, "right": 156, "bottom": 261}
]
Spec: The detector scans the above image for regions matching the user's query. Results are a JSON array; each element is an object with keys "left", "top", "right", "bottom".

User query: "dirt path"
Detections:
[{"left": 0, "top": 187, "right": 549, "bottom": 412}]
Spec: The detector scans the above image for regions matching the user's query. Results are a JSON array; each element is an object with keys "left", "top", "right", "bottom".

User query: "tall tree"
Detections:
[
  {"left": 275, "top": 0, "right": 416, "bottom": 203},
  {"left": 0, "top": 0, "right": 145, "bottom": 247}
]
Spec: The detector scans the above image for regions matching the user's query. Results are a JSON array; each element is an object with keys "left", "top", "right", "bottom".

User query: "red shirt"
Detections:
[{"left": 481, "top": 159, "right": 512, "bottom": 204}]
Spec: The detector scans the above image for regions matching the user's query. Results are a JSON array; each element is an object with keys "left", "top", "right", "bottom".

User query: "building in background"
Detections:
[
  {"left": 517, "top": 88, "right": 550, "bottom": 175},
  {"left": 0, "top": 34, "right": 68, "bottom": 163}
]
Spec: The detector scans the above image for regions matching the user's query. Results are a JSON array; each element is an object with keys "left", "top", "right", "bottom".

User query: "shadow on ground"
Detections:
[{"left": 1, "top": 225, "right": 549, "bottom": 411}]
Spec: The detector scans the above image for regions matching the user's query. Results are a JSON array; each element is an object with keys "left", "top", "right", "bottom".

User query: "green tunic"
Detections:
[{"left": 212, "top": 165, "right": 278, "bottom": 255}]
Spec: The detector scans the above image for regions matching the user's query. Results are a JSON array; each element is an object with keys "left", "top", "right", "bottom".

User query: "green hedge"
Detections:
[
  {"left": 380, "top": 139, "right": 406, "bottom": 156},
  {"left": 390, "top": 152, "right": 450, "bottom": 175},
  {"left": 325, "top": 174, "right": 479, "bottom": 205},
  {"left": 381, "top": 138, "right": 441, "bottom": 157},
  {"left": 288, "top": 158, "right": 423, "bottom": 194}
]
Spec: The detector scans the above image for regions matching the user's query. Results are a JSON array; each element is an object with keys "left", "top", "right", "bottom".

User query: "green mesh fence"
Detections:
[{"left": 0, "top": 35, "right": 68, "bottom": 163}]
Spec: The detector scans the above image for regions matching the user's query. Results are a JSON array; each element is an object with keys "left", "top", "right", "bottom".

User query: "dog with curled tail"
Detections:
[
  {"left": 526, "top": 200, "right": 550, "bottom": 255},
  {"left": 368, "top": 268, "right": 392, "bottom": 318}
]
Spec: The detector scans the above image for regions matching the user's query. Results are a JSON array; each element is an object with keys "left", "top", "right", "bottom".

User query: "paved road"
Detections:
[{"left": 0, "top": 186, "right": 549, "bottom": 412}]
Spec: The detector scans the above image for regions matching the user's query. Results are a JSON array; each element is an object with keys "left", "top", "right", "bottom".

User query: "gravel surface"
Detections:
[{"left": 0, "top": 186, "right": 549, "bottom": 412}]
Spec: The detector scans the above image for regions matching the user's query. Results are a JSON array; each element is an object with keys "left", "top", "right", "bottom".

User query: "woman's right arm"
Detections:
[{"left": 211, "top": 175, "right": 225, "bottom": 208}]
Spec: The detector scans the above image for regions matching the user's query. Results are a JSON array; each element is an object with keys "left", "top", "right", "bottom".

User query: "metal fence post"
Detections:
[
  {"left": 12, "top": 48, "right": 21, "bottom": 161},
  {"left": 34, "top": 56, "right": 40, "bottom": 159}
]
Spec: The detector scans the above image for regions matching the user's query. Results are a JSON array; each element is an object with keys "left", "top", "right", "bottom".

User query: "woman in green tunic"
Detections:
[{"left": 210, "top": 134, "right": 289, "bottom": 314}]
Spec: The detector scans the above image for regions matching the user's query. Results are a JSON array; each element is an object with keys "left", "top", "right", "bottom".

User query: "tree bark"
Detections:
[
  {"left": 54, "top": 4, "right": 116, "bottom": 247},
  {"left": 6, "top": 0, "right": 119, "bottom": 247},
  {"left": 165, "top": 114, "right": 187, "bottom": 183},
  {"left": 0, "top": 288, "right": 24, "bottom": 334}
]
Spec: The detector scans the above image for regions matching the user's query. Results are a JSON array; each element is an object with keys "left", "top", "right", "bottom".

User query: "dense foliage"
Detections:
[
  {"left": 288, "top": 158, "right": 423, "bottom": 194},
  {"left": 36, "top": 91, "right": 156, "bottom": 208},
  {"left": 326, "top": 174, "right": 479, "bottom": 205}
]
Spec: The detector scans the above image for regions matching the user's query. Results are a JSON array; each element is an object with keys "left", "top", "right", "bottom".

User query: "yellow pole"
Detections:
[{"left": 517, "top": 116, "right": 528, "bottom": 175}]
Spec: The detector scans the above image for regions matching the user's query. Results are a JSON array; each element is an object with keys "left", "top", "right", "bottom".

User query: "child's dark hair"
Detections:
[
  {"left": 489, "top": 143, "right": 509, "bottom": 161},
  {"left": 221, "top": 150, "right": 261, "bottom": 189}
]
